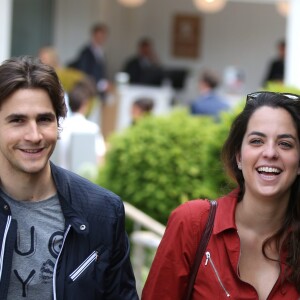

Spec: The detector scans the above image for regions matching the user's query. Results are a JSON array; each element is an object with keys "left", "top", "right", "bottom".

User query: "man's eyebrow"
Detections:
[
  {"left": 38, "top": 112, "right": 56, "bottom": 119},
  {"left": 247, "top": 131, "right": 296, "bottom": 141},
  {"left": 5, "top": 113, "right": 26, "bottom": 121},
  {"left": 5, "top": 112, "right": 56, "bottom": 121}
]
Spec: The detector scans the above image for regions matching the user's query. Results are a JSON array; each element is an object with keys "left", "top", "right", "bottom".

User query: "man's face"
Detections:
[
  {"left": 140, "top": 44, "right": 152, "bottom": 58},
  {"left": 0, "top": 88, "right": 58, "bottom": 176},
  {"left": 278, "top": 43, "right": 285, "bottom": 59},
  {"left": 93, "top": 30, "right": 107, "bottom": 46}
]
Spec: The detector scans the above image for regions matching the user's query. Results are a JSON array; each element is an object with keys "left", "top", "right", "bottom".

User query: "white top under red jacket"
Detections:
[{"left": 142, "top": 189, "right": 299, "bottom": 300}]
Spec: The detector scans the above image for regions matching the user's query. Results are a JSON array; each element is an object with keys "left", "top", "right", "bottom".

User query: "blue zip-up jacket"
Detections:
[{"left": 0, "top": 162, "right": 139, "bottom": 300}]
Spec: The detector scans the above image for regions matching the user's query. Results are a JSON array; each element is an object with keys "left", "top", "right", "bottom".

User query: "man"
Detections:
[
  {"left": 58, "top": 78, "right": 106, "bottom": 170},
  {"left": 38, "top": 46, "right": 86, "bottom": 95},
  {"left": 0, "top": 56, "right": 138, "bottom": 299},
  {"left": 69, "top": 23, "right": 110, "bottom": 99},
  {"left": 190, "top": 69, "right": 229, "bottom": 121},
  {"left": 131, "top": 97, "right": 154, "bottom": 125},
  {"left": 123, "top": 37, "right": 164, "bottom": 86},
  {"left": 262, "top": 39, "right": 286, "bottom": 87}
]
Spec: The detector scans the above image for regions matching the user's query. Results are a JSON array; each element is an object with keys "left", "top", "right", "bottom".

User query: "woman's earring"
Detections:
[{"left": 237, "top": 162, "right": 242, "bottom": 170}]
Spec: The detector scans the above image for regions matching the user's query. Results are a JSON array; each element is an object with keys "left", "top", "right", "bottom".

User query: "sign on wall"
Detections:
[{"left": 171, "top": 14, "right": 201, "bottom": 59}]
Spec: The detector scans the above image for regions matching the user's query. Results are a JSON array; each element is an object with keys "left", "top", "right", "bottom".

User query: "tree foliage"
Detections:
[{"left": 97, "top": 108, "right": 238, "bottom": 224}]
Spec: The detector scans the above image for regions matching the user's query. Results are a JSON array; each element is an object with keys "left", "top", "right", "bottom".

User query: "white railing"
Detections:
[
  {"left": 124, "top": 202, "right": 165, "bottom": 236},
  {"left": 124, "top": 201, "right": 166, "bottom": 296}
]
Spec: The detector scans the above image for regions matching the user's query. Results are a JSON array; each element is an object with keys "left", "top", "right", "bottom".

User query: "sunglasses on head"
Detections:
[{"left": 246, "top": 91, "right": 300, "bottom": 102}]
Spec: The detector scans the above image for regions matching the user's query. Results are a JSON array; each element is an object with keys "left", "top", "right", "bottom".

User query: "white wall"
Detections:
[
  {"left": 0, "top": 0, "right": 12, "bottom": 62},
  {"left": 54, "top": 0, "right": 101, "bottom": 64},
  {"left": 286, "top": 0, "right": 300, "bottom": 89},
  {"left": 54, "top": 0, "right": 286, "bottom": 99}
]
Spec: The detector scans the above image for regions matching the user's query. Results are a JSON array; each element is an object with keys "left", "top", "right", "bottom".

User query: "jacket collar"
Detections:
[
  {"left": 50, "top": 162, "right": 89, "bottom": 235},
  {"left": 213, "top": 189, "right": 239, "bottom": 235}
]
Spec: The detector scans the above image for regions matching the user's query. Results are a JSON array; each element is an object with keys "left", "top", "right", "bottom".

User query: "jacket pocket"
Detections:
[
  {"left": 205, "top": 251, "right": 230, "bottom": 298},
  {"left": 69, "top": 250, "right": 99, "bottom": 281}
]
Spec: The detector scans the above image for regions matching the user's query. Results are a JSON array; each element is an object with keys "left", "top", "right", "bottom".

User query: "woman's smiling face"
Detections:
[{"left": 236, "top": 106, "right": 300, "bottom": 201}]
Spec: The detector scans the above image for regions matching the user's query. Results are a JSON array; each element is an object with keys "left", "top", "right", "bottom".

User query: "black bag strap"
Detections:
[{"left": 185, "top": 200, "right": 218, "bottom": 300}]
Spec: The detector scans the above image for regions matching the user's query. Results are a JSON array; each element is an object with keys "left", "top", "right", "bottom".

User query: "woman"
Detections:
[{"left": 142, "top": 92, "right": 300, "bottom": 299}]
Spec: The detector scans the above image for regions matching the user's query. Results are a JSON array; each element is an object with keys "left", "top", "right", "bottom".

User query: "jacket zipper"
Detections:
[
  {"left": 53, "top": 224, "right": 71, "bottom": 300},
  {"left": 0, "top": 215, "right": 12, "bottom": 281},
  {"left": 205, "top": 251, "right": 230, "bottom": 297},
  {"left": 69, "top": 250, "right": 99, "bottom": 281}
]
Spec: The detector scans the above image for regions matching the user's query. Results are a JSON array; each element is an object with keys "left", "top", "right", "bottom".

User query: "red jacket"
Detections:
[{"left": 142, "top": 190, "right": 299, "bottom": 299}]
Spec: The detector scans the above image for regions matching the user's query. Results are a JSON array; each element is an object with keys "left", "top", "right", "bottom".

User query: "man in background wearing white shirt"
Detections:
[{"left": 57, "top": 78, "right": 106, "bottom": 171}]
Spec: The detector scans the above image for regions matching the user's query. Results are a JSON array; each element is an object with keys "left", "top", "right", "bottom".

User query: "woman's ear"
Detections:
[{"left": 236, "top": 153, "right": 242, "bottom": 170}]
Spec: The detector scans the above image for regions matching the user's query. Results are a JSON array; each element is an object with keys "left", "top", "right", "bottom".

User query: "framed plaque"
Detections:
[{"left": 172, "top": 14, "right": 201, "bottom": 59}]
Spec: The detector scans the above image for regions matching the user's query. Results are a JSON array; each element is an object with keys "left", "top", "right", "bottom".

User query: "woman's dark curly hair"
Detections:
[{"left": 222, "top": 92, "right": 300, "bottom": 291}]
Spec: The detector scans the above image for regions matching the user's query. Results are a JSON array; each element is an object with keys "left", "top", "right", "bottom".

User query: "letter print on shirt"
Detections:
[{"left": 3, "top": 193, "right": 65, "bottom": 299}]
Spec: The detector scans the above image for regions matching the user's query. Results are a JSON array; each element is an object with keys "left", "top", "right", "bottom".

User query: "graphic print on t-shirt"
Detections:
[
  {"left": 1, "top": 192, "right": 65, "bottom": 300},
  {"left": 11, "top": 225, "right": 64, "bottom": 298}
]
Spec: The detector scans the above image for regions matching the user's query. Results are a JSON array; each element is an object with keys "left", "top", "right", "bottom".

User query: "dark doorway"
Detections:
[{"left": 11, "top": 0, "right": 54, "bottom": 57}]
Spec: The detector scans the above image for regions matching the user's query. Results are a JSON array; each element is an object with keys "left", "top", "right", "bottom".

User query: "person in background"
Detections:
[
  {"left": 142, "top": 91, "right": 300, "bottom": 299},
  {"left": 38, "top": 46, "right": 87, "bottom": 118},
  {"left": 38, "top": 46, "right": 60, "bottom": 69},
  {"left": 131, "top": 97, "right": 154, "bottom": 125},
  {"left": 68, "top": 23, "right": 110, "bottom": 100},
  {"left": 123, "top": 37, "right": 164, "bottom": 86},
  {"left": 38, "top": 46, "right": 87, "bottom": 94},
  {"left": 263, "top": 39, "right": 286, "bottom": 87},
  {"left": 190, "top": 69, "right": 229, "bottom": 120},
  {"left": 58, "top": 78, "right": 107, "bottom": 169},
  {"left": 0, "top": 55, "right": 138, "bottom": 299}
]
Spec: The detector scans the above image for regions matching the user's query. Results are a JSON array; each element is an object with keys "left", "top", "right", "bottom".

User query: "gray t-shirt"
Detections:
[{"left": 0, "top": 190, "right": 65, "bottom": 299}]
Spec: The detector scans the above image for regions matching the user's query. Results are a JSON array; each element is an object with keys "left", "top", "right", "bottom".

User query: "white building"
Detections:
[{"left": 1, "top": 0, "right": 300, "bottom": 96}]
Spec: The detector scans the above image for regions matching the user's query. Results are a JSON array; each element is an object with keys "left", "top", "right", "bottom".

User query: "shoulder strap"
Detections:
[{"left": 185, "top": 200, "right": 217, "bottom": 300}]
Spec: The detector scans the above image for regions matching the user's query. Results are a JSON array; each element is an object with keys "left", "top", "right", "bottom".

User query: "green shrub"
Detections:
[
  {"left": 97, "top": 108, "right": 238, "bottom": 225},
  {"left": 263, "top": 82, "right": 300, "bottom": 95}
]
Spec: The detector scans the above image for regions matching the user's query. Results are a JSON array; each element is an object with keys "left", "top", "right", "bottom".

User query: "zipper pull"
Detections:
[
  {"left": 205, "top": 251, "right": 210, "bottom": 265},
  {"left": 95, "top": 251, "right": 99, "bottom": 262}
]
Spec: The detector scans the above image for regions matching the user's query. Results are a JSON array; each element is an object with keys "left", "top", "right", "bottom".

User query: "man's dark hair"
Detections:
[
  {"left": 133, "top": 97, "right": 154, "bottom": 113},
  {"left": 91, "top": 22, "right": 108, "bottom": 34},
  {"left": 68, "top": 77, "right": 97, "bottom": 113},
  {"left": 200, "top": 69, "right": 220, "bottom": 89},
  {"left": 0, "top": 55, "right": 67, "bottom": 128},
  {"left": 278, "top": 39, "right": 286, "bottom": 49},
  {"left": 138, "top": 37, "right": 152, "bottom": 48}
]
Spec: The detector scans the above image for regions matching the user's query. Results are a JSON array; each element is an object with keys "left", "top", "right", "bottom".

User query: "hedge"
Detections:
[
  {"left": 96, "top": 108, "right": 238, "bottom": 225},
  {"left": 96, "top": 84, "right": 300, "bottom": 225}
]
